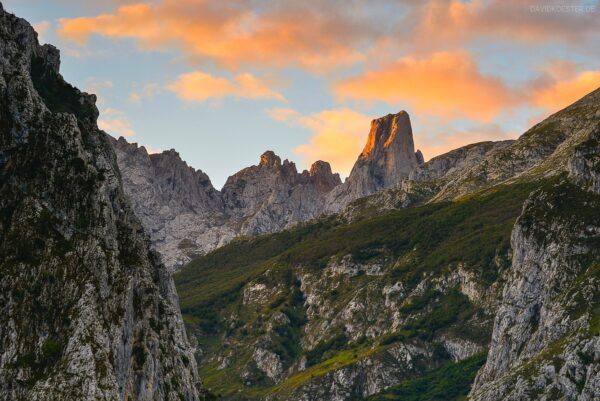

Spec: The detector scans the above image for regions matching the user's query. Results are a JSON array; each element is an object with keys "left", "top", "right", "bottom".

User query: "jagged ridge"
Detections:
[{"left": 112, "top": 111, "right": 422, "bottom": 269}]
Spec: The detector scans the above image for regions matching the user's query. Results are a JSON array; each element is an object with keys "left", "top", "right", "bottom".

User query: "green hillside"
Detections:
[{"left": 175, "top": 179, "right": 544, "bottom": 399}]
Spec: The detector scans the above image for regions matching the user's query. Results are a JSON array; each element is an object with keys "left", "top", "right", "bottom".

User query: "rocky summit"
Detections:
[
  {"left": 325, "top": 111, "right": 423, "bottom": 212},
  {"left": 0, "top": 5, "right": 203, "bottom": 401},
  {"left": 112, "top": 137, "right": 349, "bottom": 269},
  {"left": 112, "top": 111, "right": 423, "bottom": 270}
]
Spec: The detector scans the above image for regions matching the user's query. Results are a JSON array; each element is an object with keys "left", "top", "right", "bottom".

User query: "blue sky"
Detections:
[{"left": 3, "top": 0, "right": 600, "bottom": 188}]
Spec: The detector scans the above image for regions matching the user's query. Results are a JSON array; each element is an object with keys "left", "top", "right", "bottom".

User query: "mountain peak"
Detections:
[
  {"left": 324, "top": 110, "right": 420, "bottom": 211},
  {"left": 416, "top": 149, "right": 425, "bottom": 165},
  {"left": 354, "top": 110, "right": 418, "bottom": 185},
  {"left": 259, "top": 150, "right": 281, "bottom": 167},
  {"left": 309, "top": 160, "right": 333, "bottom": 176},
  {"left": 361, "top": 110, "right": 412, "bottom": 158},
  {"left": 309, "top": 160, "right": 342, "bottom": 193}
]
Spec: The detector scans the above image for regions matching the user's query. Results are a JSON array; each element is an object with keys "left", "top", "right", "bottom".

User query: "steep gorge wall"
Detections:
[{"left": 0, "top": 5, "right": 202, "bottom": 400}]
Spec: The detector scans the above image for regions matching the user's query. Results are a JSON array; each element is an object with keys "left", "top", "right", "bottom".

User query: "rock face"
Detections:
[
  {"left": 469, "top": 126, "right": 600, "bottom": 401},
  {"left": 111, "top": 136, "right": 235, "bottom": 269},
  {"left": 112, "top": 111, "right": 423, "bottom": 269},
  {"left": 0, "top": 6, "right": 201, "bottom": 400},
  {"left": 325, "top": 111, "right": 422, "bottom": 212},
  {"left": 113, "top": 140, "right": 343, "bottom": 269},
  {"left": 222, "top": 151, "right": 341, "bottom": 235}
]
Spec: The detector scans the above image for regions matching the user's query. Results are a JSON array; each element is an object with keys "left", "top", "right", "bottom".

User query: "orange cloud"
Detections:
[
  {"left": 334, "top": 51, "right": 517, "bottom": 121},
  {"left": 530, "top": 70, "right": 600, "bottom": 111},
  {"left": 57, "top": 0, "right": 373, "bottom": 71},
  {"left": 168, "top": 71, "right": 235, "bottom": 102},
  {"left": 234, "top": 74, "right": 286, "bottom": 101},
  {"left": 267, "top": 107, "right": 371, "bottom": 177},
  {"left": 266, "top": 107, "right": 300, "bottom": 123},
  {"left": 168, "top": 71, "right": 284, "bottom": 102},
  {"left": 411, "top": 0, "right": 600, "bottom": 49}
]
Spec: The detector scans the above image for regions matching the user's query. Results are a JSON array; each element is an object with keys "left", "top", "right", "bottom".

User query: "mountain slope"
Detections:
[
  {"left": 175, "top": 179, "right": 542, "bottom": 399},
  {"left": 0, "top": 5, "right": 202, "bottom": 400},
  {"left": 350, "top": 88, "right": 600, "bottom": 218},
  {"left": 174, "top": 88, "right": 600, "bottom": 400}
]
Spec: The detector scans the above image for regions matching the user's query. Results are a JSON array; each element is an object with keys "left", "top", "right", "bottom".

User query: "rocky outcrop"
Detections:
[
  {"left": 567, "top": 128, "right": 600, "bottom": 195},
  {"left": 222, "top": 152, "right": 341, "bottom": 235},
  {"left": 111, "top": 136, "right": 235, "bottom": 269},
  {"left": 325, "top": 111, "right": 422, "bottom": 212},
  {"left": 0, "top": 6, "right": 201, "bottom": 400},
  {"left": 469, "top": 127, "right": 600, "bottom": 401}
]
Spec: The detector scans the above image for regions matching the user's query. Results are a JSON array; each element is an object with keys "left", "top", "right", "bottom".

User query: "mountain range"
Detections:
[
  {"left": 0, "top": 4, "right": 599, "bottom": 401},
  {"left": 174, "top": 86, "right": 600, "bottom": 400},
  {"left": 110, "top": 110, "right": 424, "bottom": 270}
]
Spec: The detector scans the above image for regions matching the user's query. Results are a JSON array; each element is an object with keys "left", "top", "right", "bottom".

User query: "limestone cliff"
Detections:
[
  {"left": 469, "top": 125, "right": 600, "bottom": 401},
  {"left": 0, "top": 5, "right": 202, "bottom": 400},
  {"left": 111, "top": 136, "right": 235, "bottom": 269}
]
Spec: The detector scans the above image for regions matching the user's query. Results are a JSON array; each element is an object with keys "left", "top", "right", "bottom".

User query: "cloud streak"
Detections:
[
  {"left": 168, "top": 71, "right": 285, "bottom": 102},
  {"left": 334, "top": 51, "right": 518, "bottom": 121},
  {"left": 57, "top": 0, "right": 381, "bottom": 71},
  {"left": 408, "top": 0, "right": 600, "bottom": 51},
  {"left": 528, "top": 61, "right": 600, "bottom": 110}
]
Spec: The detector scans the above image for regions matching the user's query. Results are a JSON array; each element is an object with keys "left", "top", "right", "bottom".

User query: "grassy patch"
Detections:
[{"left": 271, "top": 345, "right": 385, "bottom": 397}]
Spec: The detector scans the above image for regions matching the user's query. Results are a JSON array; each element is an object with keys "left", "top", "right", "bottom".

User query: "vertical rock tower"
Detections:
[{"left": 326, "top": 111, "right": 423, "bottom": 211}]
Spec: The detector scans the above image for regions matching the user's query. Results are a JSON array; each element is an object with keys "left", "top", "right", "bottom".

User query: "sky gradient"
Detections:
[{"left": 4, "top": 0, "right": 600, "bottom": 187}]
